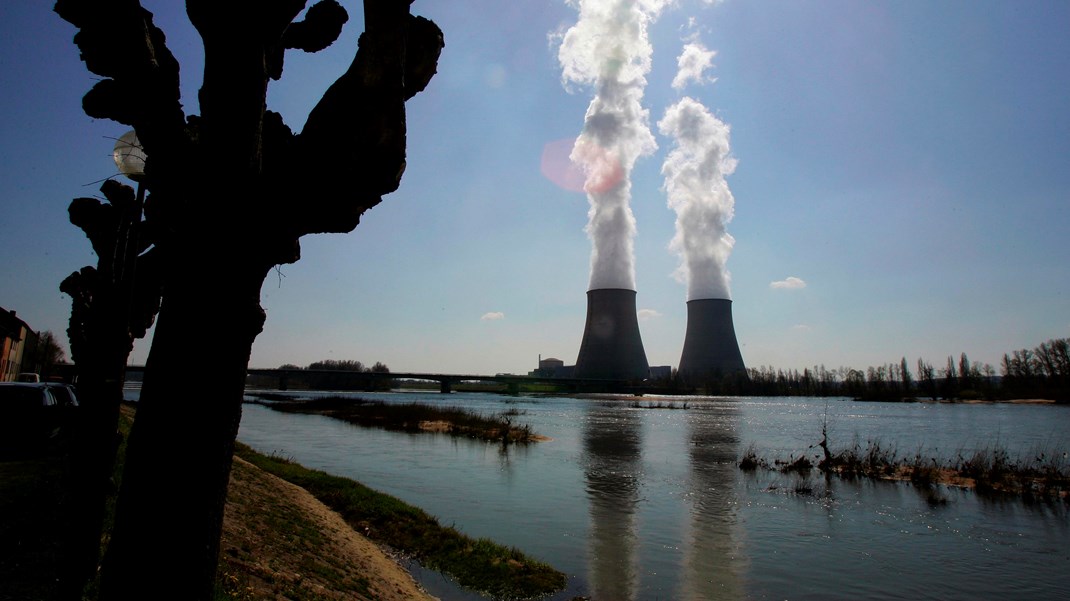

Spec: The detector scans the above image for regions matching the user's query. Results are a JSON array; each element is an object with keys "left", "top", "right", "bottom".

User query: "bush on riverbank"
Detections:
[{"left": 739, "top": 439, "right": 1070, "bottom": 502}]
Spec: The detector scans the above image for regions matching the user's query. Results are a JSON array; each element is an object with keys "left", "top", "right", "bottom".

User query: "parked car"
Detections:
[
  {"left": 0, "top": 382, "right": 64, "bottom": 456},
  {"left": 44, "top": 382, "right": 79, "bottom": 409},
  {"left": 45, "top": 382, "right": 80, "bottom": 427}
]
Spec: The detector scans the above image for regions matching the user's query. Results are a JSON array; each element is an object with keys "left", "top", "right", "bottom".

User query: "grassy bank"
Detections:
[
  {"left": 234, "top": 443, "right": 566, "bottom": 599},
  {"left": 258, "top": 395, "right": 543, "bottom": 443}
]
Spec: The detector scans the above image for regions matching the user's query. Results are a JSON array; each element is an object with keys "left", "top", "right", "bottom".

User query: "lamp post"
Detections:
[
  {"left": 58, "top": 130, "right": 154, "bottom": 598},
  {"left": 111, "top": 130, "right": 146, "bottom": 315}
]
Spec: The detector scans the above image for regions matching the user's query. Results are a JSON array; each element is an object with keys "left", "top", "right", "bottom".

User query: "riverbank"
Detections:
[
  {"left": 0, "top": 403, "right": 564, "bottom": 600},
  {"left": 219, "top": 453, "right": 436, "bottom": 601},
  {"left": 956, "top": 398, "right": 1058, "bottom": 404},
  {"left": 235, "top": 442, "right": 566, "bottom": 599},
  {"left": 870, "top": 397, "right": 1062, "bottom": 405},
  {"left": 0, "top": 411, "right": 436, "bottom": 601}
]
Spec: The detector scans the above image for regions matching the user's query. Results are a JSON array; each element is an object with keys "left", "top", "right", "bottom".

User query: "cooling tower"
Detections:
[
  {"left": 677, "top": 299, "right": 746, "bottom": 383},
  {"left": 574, "top": 289, "right": 650, "bottom": 381}
]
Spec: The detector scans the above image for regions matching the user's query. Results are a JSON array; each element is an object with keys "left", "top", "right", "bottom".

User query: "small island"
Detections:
[{"left": 255, "top": 395, "right": 548, "bottom": 444}]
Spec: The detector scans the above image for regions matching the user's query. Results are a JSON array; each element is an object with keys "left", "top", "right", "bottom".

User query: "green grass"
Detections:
[{"left": 233, "top": 442, "right": 567, "bottom": 600}]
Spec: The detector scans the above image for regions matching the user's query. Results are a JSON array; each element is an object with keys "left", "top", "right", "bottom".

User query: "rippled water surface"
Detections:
[{"left": 233, "top": 393, "right": 1070, "bottom": 600}]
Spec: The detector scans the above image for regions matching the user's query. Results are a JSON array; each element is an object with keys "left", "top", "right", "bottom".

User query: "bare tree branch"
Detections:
[
  {"left": 283, "top": 0, "right": 349, "bottom": 53},
  {"left": 54, "top": 1, "right": 187, "bottom": 159},
  {"left": 291, "top": 4, "right": 444, "bottom": 235}
]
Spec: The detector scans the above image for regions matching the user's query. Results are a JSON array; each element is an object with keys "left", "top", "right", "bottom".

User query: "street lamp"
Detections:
[
  {"left": 110, "top": 130, "right": 147, "bottom": 305},
  {"left": 112, "top": 130, "right": 146, "bottom": 181}
]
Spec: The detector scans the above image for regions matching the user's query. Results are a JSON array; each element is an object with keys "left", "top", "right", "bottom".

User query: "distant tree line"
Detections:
[
  {"left": 683, "top": 337, "right": 1069, "bottom": 403},
  {"left": 279, "top": 359, "right": 390, "bottom": 373},
  {"left": 275, "top": 359, "right": 392, "bottom": 391},
  {"left": 278, "top": 357, "right": 391, "bottom": 372},
  {"left": 1000, "top": 338, "right": 1070, "bottom": 400}
]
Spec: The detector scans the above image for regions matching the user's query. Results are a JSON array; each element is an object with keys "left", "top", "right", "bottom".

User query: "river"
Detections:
[{"left": 229, "top": 391, "right": 1068, "bottom": 600}]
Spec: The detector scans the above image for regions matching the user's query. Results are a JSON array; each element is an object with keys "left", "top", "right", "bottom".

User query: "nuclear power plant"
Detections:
[
  {"left": 561, "top": 293, "right": 745, "bottom": 386},
  {"left": 677, "top": 298, "right": 746, "bottom": 383},
  {"left": 574, "top": 289, "right": 650, "bottom": 380}
]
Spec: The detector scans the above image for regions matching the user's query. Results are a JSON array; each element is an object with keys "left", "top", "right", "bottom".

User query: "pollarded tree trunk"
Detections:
[
  {"left": 100, "top": 254, "right": 270, "bottom": 599},
  {"left": 55, "top": 1, "right": 443, "bottom": 599},
  {"left": 58, "top": 180, "right": 162, "bottom": 599}
]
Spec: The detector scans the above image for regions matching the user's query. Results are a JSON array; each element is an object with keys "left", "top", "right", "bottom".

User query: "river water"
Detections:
[{"left": 231, "top": 392, "right": 1069, "bottom": 600}]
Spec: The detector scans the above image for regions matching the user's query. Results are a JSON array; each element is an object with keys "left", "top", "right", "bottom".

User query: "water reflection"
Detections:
[
  {"left": 583, "top": 405, "right": 643, "bottom": 601},
  {"left": 683, "top": 404, "right": 745, "bottom": 600}
]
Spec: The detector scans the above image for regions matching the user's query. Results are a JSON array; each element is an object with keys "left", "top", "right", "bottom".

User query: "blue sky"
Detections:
[{"left": 1, "top": 0, "right": 1068, "bottom": 376}]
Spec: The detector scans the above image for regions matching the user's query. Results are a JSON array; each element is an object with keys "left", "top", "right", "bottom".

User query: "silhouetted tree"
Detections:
[
  {"left": 55, "top": 1, "right": 442, "bottom": 599},
  {"left": 958, "top": 352, "right": 973, "bottom": 394},
  {"left": 58, "top": 177, "right": 163, "bottom": 597},
  {"left": 24, "top": 330, "right": 68, "bottom": 380},
  {"left": 844, "top": 368, "right": 865, "bottom": 399},
  {"left": 1007, "top": 338, "right": 1070, "bottom": 401},
  {"left": 941, "top": 355, "right": 958, "bottom": 400},
  {"left": 899, "top": 357, "right": 913, "bottom": 398},
  {"left": 917, "top": 358, "right": 937, "bottom": 401}
]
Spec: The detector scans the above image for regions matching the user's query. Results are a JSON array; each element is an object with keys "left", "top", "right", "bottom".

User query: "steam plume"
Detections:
[
  {"left": 659, "top": 90, "right": 737, "bottom": 300},
  {"left": 557, "top": 0, "right": 668, "bottom": 291}
]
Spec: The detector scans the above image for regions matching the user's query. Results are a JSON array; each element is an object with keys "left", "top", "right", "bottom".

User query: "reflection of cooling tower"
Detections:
[
  {"left": 584, "top": 406, "right": 642, "bottom": 601},
  {"left": 678, "top": 299, "right": 746, "bottom": 383},
  {"left": 575, "top": 289, "right": 650, "bottom": 380}
]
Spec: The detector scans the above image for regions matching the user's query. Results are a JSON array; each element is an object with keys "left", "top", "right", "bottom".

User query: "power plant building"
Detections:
[{"left": 532, "top": 356, "right": 571, "bottom": 378}]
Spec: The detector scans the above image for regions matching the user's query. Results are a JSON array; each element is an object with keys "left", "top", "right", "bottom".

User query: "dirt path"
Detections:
[{"left": 220, "top": 456, "right": 438, "bottom": 601}]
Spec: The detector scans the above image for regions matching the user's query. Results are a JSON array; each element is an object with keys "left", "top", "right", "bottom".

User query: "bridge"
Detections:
[
  {"left": 248, "top": 368, "right": 643, "bottom": 394},
  {"left": 125, "top": 366, "right": 644, "bottom": 395}
]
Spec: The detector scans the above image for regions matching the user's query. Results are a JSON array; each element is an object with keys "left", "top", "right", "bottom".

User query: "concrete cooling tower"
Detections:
[
  {"left": 677, "top": 299, "right": 746, "bottom": 383},
  {"left": 574, "top": 289, "right": 650, "bottom": 381}
]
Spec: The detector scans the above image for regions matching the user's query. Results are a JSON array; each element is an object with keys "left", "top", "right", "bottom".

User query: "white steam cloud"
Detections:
[
  {"left": 671, "top": 42, "right": 717, "bottom": 90},
  {"left": 770, "top": 276, "right": 807, "bottom": 290},
  {"left": 659, "top": 93, "right": 737, "bottom": 301},
  {"left": 481, "top": 311, "right": 505, "bottom": 321},
  {"left": 557, "top": 0, "right": 668, "bottom": 291}
]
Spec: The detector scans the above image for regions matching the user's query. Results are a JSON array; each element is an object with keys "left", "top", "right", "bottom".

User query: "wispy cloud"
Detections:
[
  {"left": 791, "top": 324, "right": 812, "bottom": 331},
  {"left": 637, "top": 308, "right": 662, "bottom": 321},
  {"left": 770, "top": 276, "right": 807, "bottom": 290},
  {"left": 672, "top": 42, "right": 717, "bottom": 90},
  {"left": 481, "top": 312, "right": 505, "bottom": 321}
]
